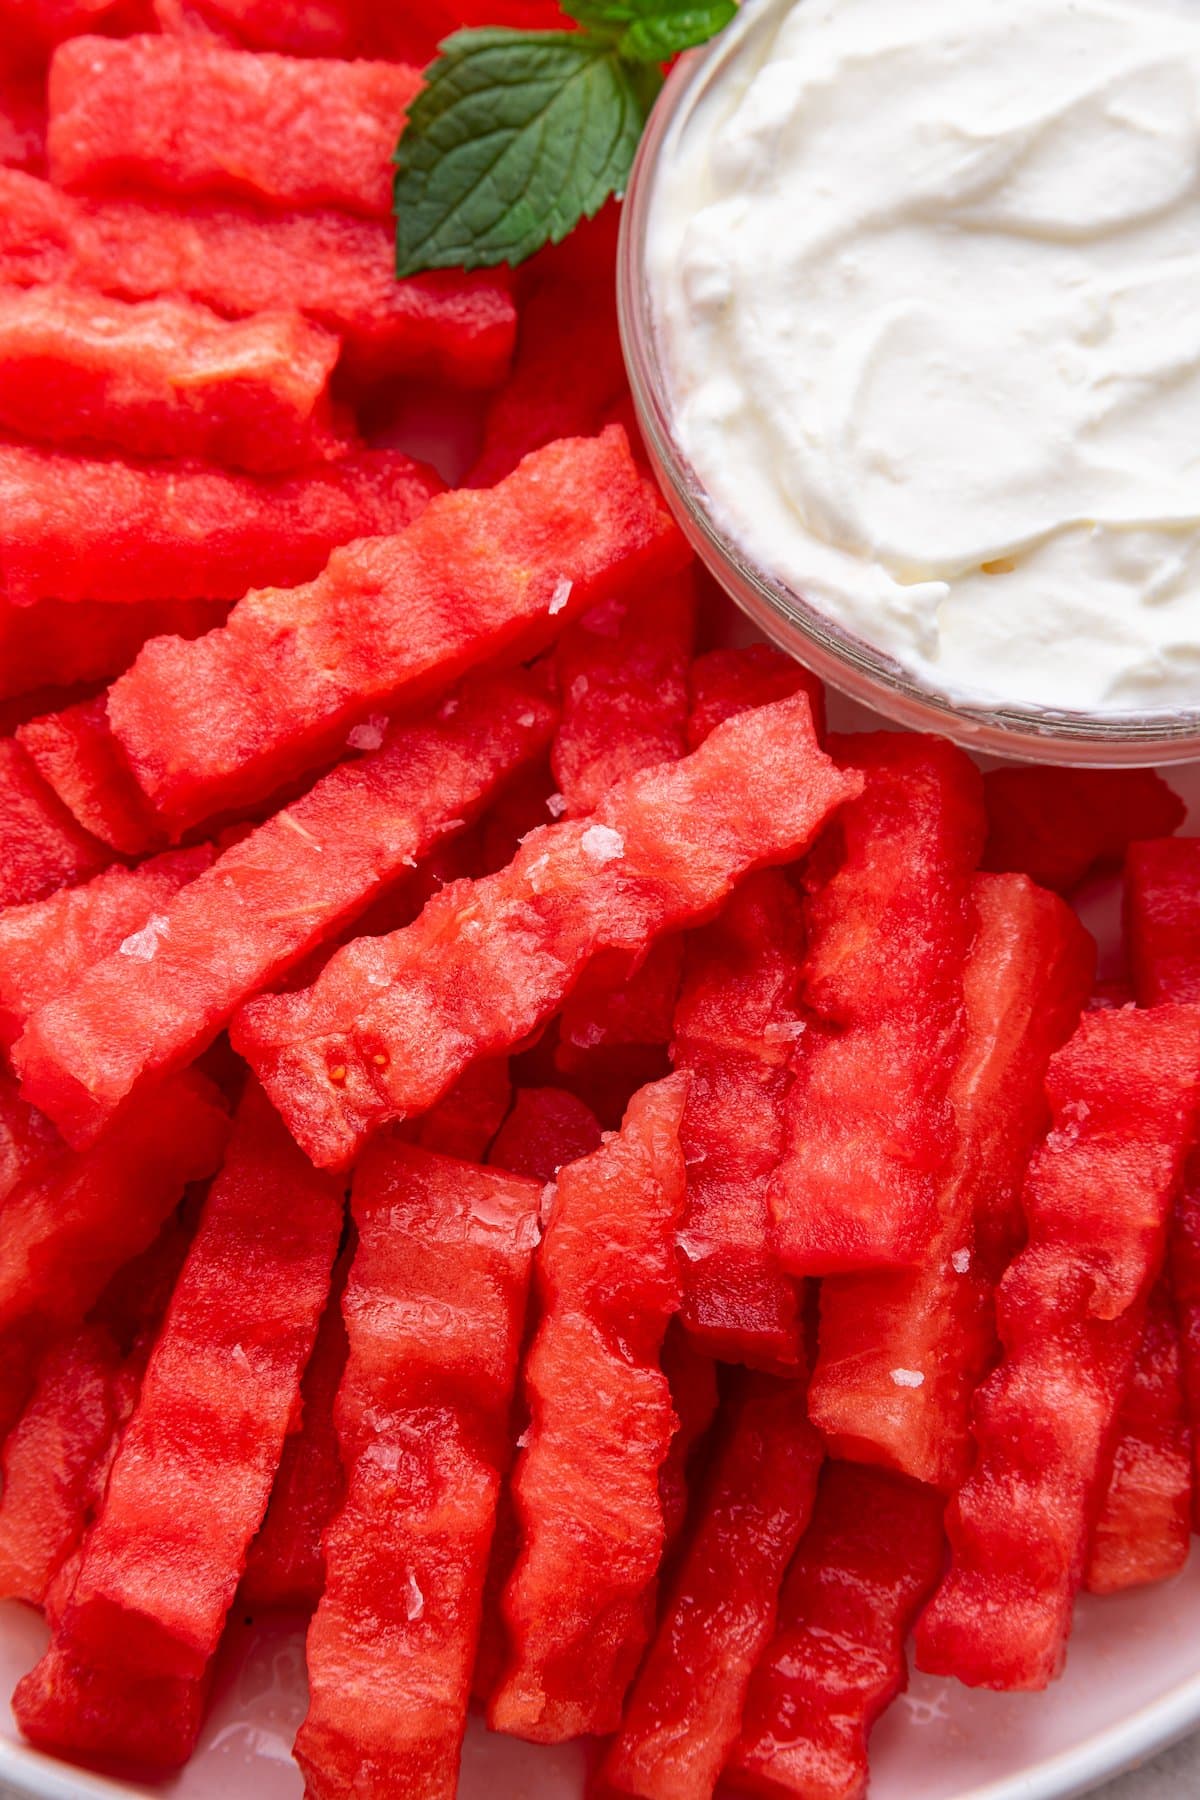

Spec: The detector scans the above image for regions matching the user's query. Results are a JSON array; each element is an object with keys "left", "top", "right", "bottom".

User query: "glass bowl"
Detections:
[{"left": 616, "top": 2, "right": 1200, "bottom": 768}]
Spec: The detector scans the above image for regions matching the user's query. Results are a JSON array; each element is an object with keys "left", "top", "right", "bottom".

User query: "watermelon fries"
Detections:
[{"left": 0, "top": 10, "right": 1199, "bottom": 1800}]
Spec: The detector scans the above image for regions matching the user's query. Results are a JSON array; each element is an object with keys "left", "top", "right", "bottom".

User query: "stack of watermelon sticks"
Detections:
[{"left": 2, "top": 7, "right": 1200, "bottom": 1800}]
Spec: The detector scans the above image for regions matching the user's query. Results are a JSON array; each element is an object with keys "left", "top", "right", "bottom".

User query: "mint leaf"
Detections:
[
  {"left": 394, "top": 30, "right": 650, "bottom": 276},
  {"left": 564, "top": 0, "right": 737, "bottom": 62}
]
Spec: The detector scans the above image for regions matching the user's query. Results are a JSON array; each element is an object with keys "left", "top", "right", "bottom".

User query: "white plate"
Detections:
[
  {"left": 3, "top": 550, "right": 1200, "bottom": 1799},
  {"left": 3, "top": 1558, "right": 1200, "bottom": 1800}
]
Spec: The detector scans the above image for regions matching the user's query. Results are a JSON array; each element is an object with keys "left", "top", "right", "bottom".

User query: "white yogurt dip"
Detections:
[{"left": 647, "top": 0, "right": 1200, "bottom": 715}]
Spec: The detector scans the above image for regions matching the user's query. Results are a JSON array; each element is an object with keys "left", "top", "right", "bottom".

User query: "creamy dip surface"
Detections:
[{"left": 647, "top": 0, "right": 1200, "bottom": 715}]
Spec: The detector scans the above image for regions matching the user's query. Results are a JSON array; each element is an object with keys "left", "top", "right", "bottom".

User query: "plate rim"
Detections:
[{"left": 3, "top": 1666, "right": 1200, "bottom": 1800}]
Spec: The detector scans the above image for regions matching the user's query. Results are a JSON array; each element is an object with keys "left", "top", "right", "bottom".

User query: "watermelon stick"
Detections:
[
  {"left": 0, "top": 166, "right": 516, "bottom": 386},
  {"left": 0, "top": 845, "right": 212, "bottom": 1048},
  {"left": 1085, "top": 1282, "right": 1192, "bottom": 1595},
  {"left": 49, "top": 36, "right": 421, "bottom": 220},
  {"left": 489, "top": 1074, "right": 688, "bottom": 1741},
  {"left": 488, "top": 1085, "right": 603, "bottom": 1183},
  {"left": 685, "top": 643, "right": 826, "bottom": 751},
  {"left": 551, "top": 574, "right": 696, "bottom": 1078},
  {"left": 983, "top": 766, "right": 1184, "bottom": 895},
  {"left": 599, "top": 1373, "right": 824, "bottom": 1800},
  {"left": 296, "top": 1144, "right": 541, "bottom": 1800},
  {"left": 1125, "top": 836, "right": 1200, "bottom": 1525},
  {"left": 0, "top": 594, "right": 228, "bottom": 702},
  {"left": 915, "top": 1003, "right": 1200, "bottom": 1690},
  {"left": 17, "top": 696, "right": 176, "bottom": 855},
  {"left": 551, "top": 573, "right": 693, "bottom": 819},
  {"left": 671, "top": 870, "right": 806, "bottom": 1371},
  {"left": 240, "top": 1249, "right": 350, "bottom": 1615},
  {"left": 0, "top": 286, "right": 347, "bottom": 472},
  {"left": 730, "top": 1463, "right": 945, "bottom": 1800},
  {"left": 0, "top": 1324, "right": 124, "bottom": 1609},
  {"left": 0, "top": 436, "right": 441, "bottom": 609},
  {"left": 809, "top": 873, "right": 1093, "bottom": 1490},
  {"left": 108, "top": 427, "right": 682, "bottom": 831},
  {"left": 0, "top": 1070, "right": 59, "bottom": 1206},
  {"left": 0, "top": 1069, "right": 228, "bottom": 1433},
  {"left": 770, "top": 735, "right": 986, "bottom": 1275},
  {"left": 14, "top": 1083, "right": 343, "bottom": 1768},
  {"left": 234, "top": 689, "right": 859, "bottom": 1171},
  {"left": 0, "top": 737, "right": 110, "bottom": 909},
  {"left": 14, "top": 667, "right": 556, "bottom": 1146}
]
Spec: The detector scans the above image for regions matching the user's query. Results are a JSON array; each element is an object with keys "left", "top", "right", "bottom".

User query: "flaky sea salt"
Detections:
[
  {"left": 763, "top": 1019, "right": 807, "bottom": 1044},
  {"left": 951, "top": 1247, "right": 971, "bottom": 1274},
  {"left": 546, "top": 793, "right": 568, "bottom": 819},
  {"left": 119, "top": 914, "right": 171, "bottom": 961},
  {"left": 548, "top": 575, "right": 573, "bottom": 615},
  {"left": 890, "top": 1367, "right": 925, "bottom": 1389},
  {"left": 404, "top": 1572, "right": 425, "bottom": 1622},
  {"left": 525, "top": 852, "right": 551, "bottom": 893},
  {"left": 581, "top": 824, "right": 624, "bottom": 863},
  {"left": 346, "top": 714, "right": 387, "bottom": 752}
]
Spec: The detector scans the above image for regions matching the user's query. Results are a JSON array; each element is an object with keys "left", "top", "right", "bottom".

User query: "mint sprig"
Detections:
[{"left": 394, "top": 0, "right": 735, "bottom": 277}]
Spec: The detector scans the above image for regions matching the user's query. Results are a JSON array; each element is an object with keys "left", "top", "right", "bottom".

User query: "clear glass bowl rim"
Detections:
[{"left": 616, "top": 5, "right": 1200, "bottom": 768}]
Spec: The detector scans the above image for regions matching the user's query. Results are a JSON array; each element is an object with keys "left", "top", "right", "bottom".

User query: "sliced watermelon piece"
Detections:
[
  {"left": 233, "top": 689, "right": 858, "bottom": 1170},
  {"left": 50, "top": 37, "right": 421, "bottom": 219},
  {"left": 469, "top": 258, "right": 627, "bottom": 489},
  {"left": 0, "top": 735, "right": 111, "bottom": 908},
  {"left": 14, "top": 1644, "right": 205, "bottom": 1772},
  {"left": 0, "top": 285, "right": 346, "bottom": 472},
  {"left": 916, "top": 1004, "right": 1200, "bottom": 1691},
  {"left": 0, "top": 1068, "right": 60, "bottom": 1205},
  {"left": 0, "top": 165, "right": 516, "bottom": 385},
  {"left": 0, "top": 593, "right": 229, "bottom": 702},
  {"left": 984, "top": 766, "right": 1185, "bottom": 895},
  {"left": 1126, "top": 837, "right": 1200, "bottom": 1007},
  {"left": 240, "top": 1247, "right": 350, "bottom": 1614},
  {"left": 0, "top": 60, "right": 44, "bottom": 172},
  {"left": 154, "top": 0, "right": 357, "bottom": 55},
  {"left": 297, "top": 1143, "right": 541, "bottom": 1799},
  {"left": 557, "top": 939, "right": 684, "bottom": 1061},
  {"left": 109, "top": 429, "right": 683, "bottom": 831},
  {"left": 488, "top": 1085, "right": 603, "bottom": 1184},
  {"left": 0, "top": 0, "right": 152, "bottom": 56},
  {"left": 0, "top": 1323, "right": 123, "bottom": 1606},
  {"left": 600, "top": 1373, "right": 824, "bottom": 1800},
  {"left": 416, "top": 1057, "right": 512, "bottom": 1164},
  {"left": 732, "top": 1463, "right": 946, "bottom": 1800},
  {"left": 55, "top": 1085, "right": 341, "bottom": 1676},
  {"left": 489, "top": 1076, "right": 687, "bottom": 1743},
  {"left": 809, "top": 874, "right": 1094, "bottom": 1490},
  {"left": 0, "top": 437, "right": 442, "bottom": 609},
  {"left": 672, "top": 869, "right": 806, "bottom": 1372},
  {"left": 0, "top": 1068, "right": 228, "bottom": 1429},
  {"left": 551, "top": 574, "right": 694, "bottom": 818},
  {"left": 686, "top": 643, "right": 826, "bottom": 750},
  {"left": 0, "top": 844, "right": 212, "bottom": 1049},
  {"left": 1085, "top": 1282, "right": 1191, "bottom": 1595},
  {"left": 771, "top": 735, "right": 986, "bottom": 1275},
  {"left": 14, "top": 669, "right": 556, "bottom": 1146},
  {"left": 16, "top": 1083, "right": 341, "bottom": 1769},
  {"left": 17, "top": 696, "right": 168, "bottom": 855}
]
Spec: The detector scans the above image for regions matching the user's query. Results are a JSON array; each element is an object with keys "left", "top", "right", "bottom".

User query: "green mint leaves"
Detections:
[
  {"left": 393, "top": 1, "right": 735, "bottom": 277},
  {"left": 565, "top": 0, "right": 737, "bottom": 62}
]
